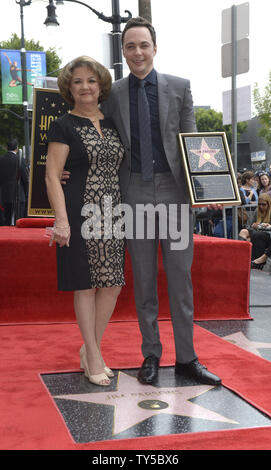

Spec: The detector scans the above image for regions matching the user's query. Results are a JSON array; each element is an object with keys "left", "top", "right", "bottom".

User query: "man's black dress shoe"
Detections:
[
  {"left": 175, "top": 359, "right": 221, "bottom": 386},
  {"left": 137, "top": 355, "right": 160, "bottom": 384}
]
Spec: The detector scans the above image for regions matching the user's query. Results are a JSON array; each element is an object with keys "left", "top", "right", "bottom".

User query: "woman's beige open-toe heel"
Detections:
[
  {"left": 103, "top": 365, "right": 114, "bottom": 378},
  {"left": 80, "top": 344, "right": 111, "bottom": 386},
  {"left": 80, "top": 344, "right": 114, "bottom": 378}
]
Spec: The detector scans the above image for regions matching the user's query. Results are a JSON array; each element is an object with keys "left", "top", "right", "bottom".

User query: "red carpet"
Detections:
[
  {"left": 0, "top": 220, "right": 267, "bottom": 450},
  {"left": 0, "top": 223, "right": 251, "bottom": 324},
  {"left": 0, "top": 321, "right": 270, "bottom": 450}
]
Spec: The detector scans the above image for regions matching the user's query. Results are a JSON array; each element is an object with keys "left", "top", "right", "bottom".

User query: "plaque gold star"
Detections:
[
  {"left": 190, "top": 138, "right": 221, "bottom": 168},
  {"left": 224, "top": 331, "right": 271, "bottom": 357}
]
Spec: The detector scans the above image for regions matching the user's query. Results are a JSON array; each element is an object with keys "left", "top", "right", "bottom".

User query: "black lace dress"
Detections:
[{"left": 47, "top": 113, "right": 125, "bottom": 291}]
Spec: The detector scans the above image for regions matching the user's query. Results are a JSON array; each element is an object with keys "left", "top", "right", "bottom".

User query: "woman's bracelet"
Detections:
[{"left": 54, "top": 224, "right": 70, "bottom": 229}]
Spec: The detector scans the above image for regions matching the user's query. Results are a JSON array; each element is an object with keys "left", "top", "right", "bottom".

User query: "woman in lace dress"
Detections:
[{"left": 46, "top": 56, "right": 125, "bottom": 386}]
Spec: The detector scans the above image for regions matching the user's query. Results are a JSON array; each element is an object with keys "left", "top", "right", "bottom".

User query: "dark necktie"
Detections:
[{"left": 137, "top": 79, "right": 153, "bottom": 181}]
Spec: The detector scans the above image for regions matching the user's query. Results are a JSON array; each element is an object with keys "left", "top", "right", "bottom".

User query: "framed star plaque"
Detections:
[{"left": 178, "top": 132, "right": 241, "bottom": 207}]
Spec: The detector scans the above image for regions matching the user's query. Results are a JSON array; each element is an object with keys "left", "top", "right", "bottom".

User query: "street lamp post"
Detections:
[
  {"left": 111, "top": 0, "right": 126, "bottom": 81},
  {"left": 45, "top": 0, "right": 132, "bottom": 80},
  {"left": 15, "top": 0, "right": 32, "bottom": 167}
]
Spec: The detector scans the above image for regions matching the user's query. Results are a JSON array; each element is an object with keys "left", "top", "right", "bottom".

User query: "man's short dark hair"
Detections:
[
  {"left": 7, "top": 139, "right": 18, "bottom": 151},
  {"left": 122, "top": 16, "right": 156, "bottom": 46}
]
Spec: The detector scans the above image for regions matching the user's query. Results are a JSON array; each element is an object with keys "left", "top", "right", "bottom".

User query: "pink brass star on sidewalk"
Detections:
[
  {"left": 224, "top": 331, "right": 271, "bottom": 357},
  {"left": 55, "top": 371, "right": 237, "bottom": 435},
  {"left": 190, "top": 138, "right": 221, "bottom": 168}
]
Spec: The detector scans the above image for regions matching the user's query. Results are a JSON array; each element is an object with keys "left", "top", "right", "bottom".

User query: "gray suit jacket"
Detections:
[{"left": 101, "top": 71, "right": 197, "bottom": 203}]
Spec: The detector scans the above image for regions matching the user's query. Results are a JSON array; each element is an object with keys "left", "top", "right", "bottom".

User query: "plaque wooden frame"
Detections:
[{"left": 178, "top": 132, "right": 241, "bottom": 207}]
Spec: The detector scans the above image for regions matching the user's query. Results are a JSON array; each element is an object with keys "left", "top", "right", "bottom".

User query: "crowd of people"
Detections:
[{"left": 195, "top": 167, "right": 271, "bottom": 270}]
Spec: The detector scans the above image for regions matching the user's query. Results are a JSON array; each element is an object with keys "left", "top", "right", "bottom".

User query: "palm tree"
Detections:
[{"left": 138, "top": 0, "right": 152, "bottom": 22}]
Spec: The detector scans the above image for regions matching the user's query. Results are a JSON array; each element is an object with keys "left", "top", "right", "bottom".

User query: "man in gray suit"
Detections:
[{"left": 102, "top": 17, "right": 221, "bottom": 386}]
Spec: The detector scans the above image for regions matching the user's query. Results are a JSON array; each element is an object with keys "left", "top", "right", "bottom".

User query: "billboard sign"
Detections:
[{"left": 0, "top": 49, "right": 47, "bottom": 104}]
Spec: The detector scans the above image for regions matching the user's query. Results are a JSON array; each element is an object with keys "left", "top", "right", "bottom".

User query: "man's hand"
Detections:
[
  {"left": 207, "top": 204, "right": 223, "bottom": 211},
  {"left": 60, "top": 170, "right": 71, "bottom": 185}
]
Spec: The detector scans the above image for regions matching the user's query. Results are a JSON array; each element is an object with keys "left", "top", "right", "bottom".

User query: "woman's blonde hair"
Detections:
[
  {"left": 257, "top": 193, "right": 271, "bottom": 223},
  {"left": 57, "top": 56, "right": 112, "bottom": 106}
]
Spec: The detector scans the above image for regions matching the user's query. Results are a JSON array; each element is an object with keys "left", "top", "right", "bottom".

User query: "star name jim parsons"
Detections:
[
  {"left": 91, "top": 453, "right": 180, "bottom": 466},
  {"left": 105, "top": 388, "right": 184, "bottom": 401}
]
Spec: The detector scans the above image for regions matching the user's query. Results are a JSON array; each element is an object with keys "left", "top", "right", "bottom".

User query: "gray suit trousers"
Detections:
[{"left": 124, "top": 172, "right": 197, "bottom": 364}]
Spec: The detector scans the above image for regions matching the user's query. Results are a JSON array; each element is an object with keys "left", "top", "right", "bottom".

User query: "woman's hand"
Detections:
[
  {"left": 60, "top": 170, "right": 71, "bottom": 185},
  {"left": 49, "top": 225, "right": 70, "bottom": 247},
  {"left": 251, "top": 222, "right": 259, "bottom": 229}
]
